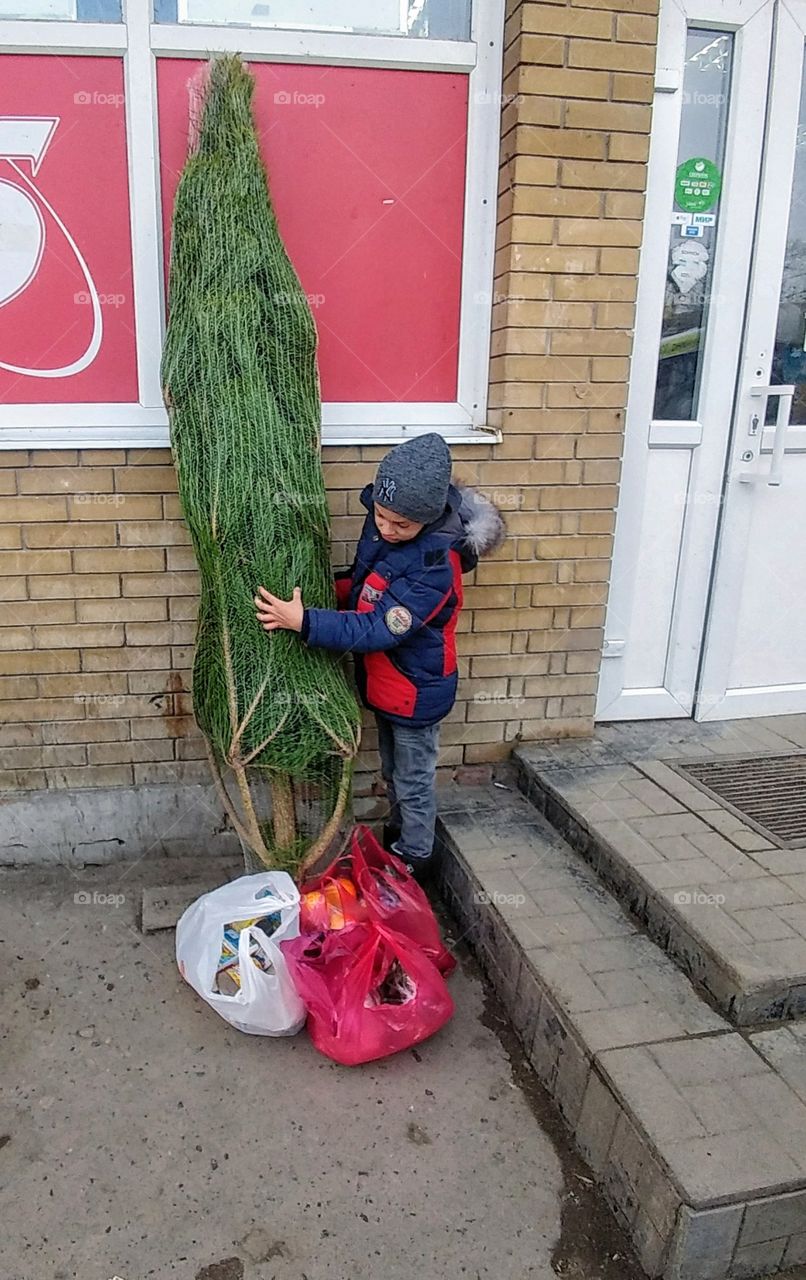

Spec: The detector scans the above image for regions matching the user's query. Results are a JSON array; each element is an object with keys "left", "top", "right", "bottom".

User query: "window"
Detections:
[
  {"left": 0, "top": 56, "right": 136, "bottom": 403},
  {"left": 768, "top": 47, "right": 806, "bottom": 425},
  {"left": 0, "top": 0, "right": 121, "bottom": 19},
  {"left": 653, "top": 29, "right": 733, "bottom": 422},
  {"left": 0, "top": 0, "right": 502, "bottom": 449},
  {"left": 156, "top": 0, "right": 472, "bottom": 41}
]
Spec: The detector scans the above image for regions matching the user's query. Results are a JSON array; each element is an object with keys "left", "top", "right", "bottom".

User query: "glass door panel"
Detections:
[
  {"left": 653, "top": 29, "right": 734, "bottom": 421},
  {"left": 768, "top": 49, "right": 806, "bottom": 423}
]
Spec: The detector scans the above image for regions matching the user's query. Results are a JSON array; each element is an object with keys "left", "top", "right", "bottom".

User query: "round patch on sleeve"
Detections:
[{"left": 384, "top": 605, "right": 413, "bottom": 636}]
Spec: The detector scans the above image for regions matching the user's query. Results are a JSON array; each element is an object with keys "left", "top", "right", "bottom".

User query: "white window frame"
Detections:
[{"left": 0, "top": 1, "right": 505, "bottom": 449}]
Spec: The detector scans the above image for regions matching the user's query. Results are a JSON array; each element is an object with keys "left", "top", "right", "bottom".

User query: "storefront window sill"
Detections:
[{"left": 0, "top": 420, "right": 501, "bottom": 450}]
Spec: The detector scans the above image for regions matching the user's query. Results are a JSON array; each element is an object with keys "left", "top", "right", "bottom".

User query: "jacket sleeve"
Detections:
[{"left": 302, "top": 559, "right": 453, "bottom": 655}]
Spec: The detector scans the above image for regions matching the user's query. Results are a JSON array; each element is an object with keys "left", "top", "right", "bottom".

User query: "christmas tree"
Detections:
[{"left": 161, "top": 53, "right": 360, "bottom": 875}]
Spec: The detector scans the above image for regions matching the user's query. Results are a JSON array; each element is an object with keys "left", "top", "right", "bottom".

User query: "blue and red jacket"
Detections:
[{"left": 301, "top": 482, "right": 499, "bottom": 727}]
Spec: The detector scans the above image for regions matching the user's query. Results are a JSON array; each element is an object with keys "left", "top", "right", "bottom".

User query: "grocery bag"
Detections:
[
  {"left": 281, "top": 921, "right": 454, "bottom": 1066},
  {"left": 176, "top": 872, "right": 305, "bottom": 1036},
  {"left": 348, "top": 825, "right": 455, "bottom": 975}
]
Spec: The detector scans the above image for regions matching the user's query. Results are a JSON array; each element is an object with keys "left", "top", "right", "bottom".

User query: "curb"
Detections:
[{"left": 436, "top": 795, "right": 806, "bottom": 1280}]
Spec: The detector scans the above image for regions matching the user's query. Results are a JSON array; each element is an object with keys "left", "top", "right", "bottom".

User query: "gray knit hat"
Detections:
[{"left": 372, "top": 432, "right": 452, "bottom": 525}]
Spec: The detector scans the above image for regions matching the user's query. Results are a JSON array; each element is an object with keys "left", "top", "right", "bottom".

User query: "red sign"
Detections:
[
  {"left": 0, "top": 55, "right": 138, "bottom": 405},
  {"left": 158, "top": 60, "right": 467, "bottom": 403}
]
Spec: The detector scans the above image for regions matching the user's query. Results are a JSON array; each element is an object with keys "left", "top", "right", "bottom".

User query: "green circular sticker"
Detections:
[{"left": 675, "top": 157, "right": 721, "bottom": 213}]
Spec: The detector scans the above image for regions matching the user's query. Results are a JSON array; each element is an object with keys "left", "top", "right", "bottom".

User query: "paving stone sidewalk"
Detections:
[
  {"left": 514, "top": 716, "right": 806, "bottom": 1024},
  {"left": 1, "top": 853, "right": 575, "bottom": 1280},
  {"left": 436, "top": 780, "right": 806, "bottom": 1280}
]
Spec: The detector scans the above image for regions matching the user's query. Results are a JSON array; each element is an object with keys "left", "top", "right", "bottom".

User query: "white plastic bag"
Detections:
[{"left": 176, "top": 871, "right": 306, "bottom": 1036}]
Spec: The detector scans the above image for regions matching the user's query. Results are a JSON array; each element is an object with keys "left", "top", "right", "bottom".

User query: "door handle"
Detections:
[
  {"left": 767, "top": 386, "right": 794, "bottom": 486},
  {"left": 738, "top": 384, "right": 795, "bottom": 486}
]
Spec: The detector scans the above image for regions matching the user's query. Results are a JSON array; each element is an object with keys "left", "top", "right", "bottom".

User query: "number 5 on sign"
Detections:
[{"left": 0, "top": 114, "right": 103, "bottom": 377}]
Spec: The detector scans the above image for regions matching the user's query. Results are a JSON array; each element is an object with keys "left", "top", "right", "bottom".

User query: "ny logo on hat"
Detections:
[{"left": 377, "top": 477, "right": 397, "bottom": 503}]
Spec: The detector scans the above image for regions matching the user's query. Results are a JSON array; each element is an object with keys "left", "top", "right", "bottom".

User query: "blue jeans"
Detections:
[{"left": 375, "top": 714, "right": 440, "bottom": 863}]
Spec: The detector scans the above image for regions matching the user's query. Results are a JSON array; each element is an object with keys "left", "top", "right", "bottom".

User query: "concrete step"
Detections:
[
  {"left": 436, "top": 783, "right": 806, "bottom": 1280},
  {"left": 514, "top": 741, "right": 806, "bottom": 1026}
]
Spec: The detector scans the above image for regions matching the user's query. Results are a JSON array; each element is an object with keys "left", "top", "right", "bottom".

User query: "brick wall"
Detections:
[{"left": 0, "top": 0, "right": 658, "bottom": 797}]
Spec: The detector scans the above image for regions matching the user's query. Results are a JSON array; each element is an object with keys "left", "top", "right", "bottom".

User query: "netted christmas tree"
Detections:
[{"left": 161, "top": 53, "right": 361, "bottom": 877}]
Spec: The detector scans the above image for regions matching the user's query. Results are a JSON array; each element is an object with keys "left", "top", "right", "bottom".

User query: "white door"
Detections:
[
  {"left": 696, "top": 1, "right": 806, "bottom": 718},
  {"left": 599, "top": 0, "right": 806, "bottom": 722}
]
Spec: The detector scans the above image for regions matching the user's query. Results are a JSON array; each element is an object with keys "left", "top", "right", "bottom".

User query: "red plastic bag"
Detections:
[
  {"left": 349, "top": 825, "right": 456, "bottom": 976},
  {"left": 281, "top": 922, "right": 454, "bottom": 1066},
  {"left": 300, "top": 825, "right": 455, "bottom": 974}
]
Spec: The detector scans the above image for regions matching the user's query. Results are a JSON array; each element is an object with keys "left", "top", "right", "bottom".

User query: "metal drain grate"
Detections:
[{"left": 675, "top": 752, "right": 806, "bottom": 848}]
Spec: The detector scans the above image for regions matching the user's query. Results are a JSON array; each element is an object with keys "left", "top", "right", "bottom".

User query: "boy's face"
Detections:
[{"left": 373, "top": 502, "right": 424, "bottom": 544}]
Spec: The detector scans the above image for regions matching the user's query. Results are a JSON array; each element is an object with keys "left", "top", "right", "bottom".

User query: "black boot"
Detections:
[
  {"left": 382, "top": 822, "right": 402, "bottom": 853},
  {"left": 404, "top": 854, "right": 434, "bottom": 887}
]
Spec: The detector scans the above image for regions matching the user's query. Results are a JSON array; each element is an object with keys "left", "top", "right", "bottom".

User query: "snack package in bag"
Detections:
[
  {"left": 176, "top": 872, "right": 305, "bottom": 1036},
  {"left": 281, "top": 921, "right": 454, "bottom": 1066},
  {"left": 350, "top": 825, "right": 456, "bottom": 975},
  {"left": 300, "top": 873, "right": 367, "bottom": 933}
]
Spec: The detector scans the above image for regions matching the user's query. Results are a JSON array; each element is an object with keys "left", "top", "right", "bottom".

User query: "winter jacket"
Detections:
[{"left": 301, "top": 482, "right": 505, "bottom": 726}]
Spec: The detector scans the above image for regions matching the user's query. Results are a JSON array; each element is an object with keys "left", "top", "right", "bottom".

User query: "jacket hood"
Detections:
[
  {"left": 455, "top": 483, "right": 507, "bottom": 557},
  {"left": 360, "top": 480, "right": 506, "bottom": 559}
]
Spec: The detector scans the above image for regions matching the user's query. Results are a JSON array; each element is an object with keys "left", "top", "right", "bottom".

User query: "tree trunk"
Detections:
[{"left": 270, "top": 771, "right": 297, "bottom": 850}]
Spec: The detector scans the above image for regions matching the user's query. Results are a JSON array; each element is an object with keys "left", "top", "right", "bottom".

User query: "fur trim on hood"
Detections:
[{"left": 456, "top": 483, "right": 507, "bottom": 558}]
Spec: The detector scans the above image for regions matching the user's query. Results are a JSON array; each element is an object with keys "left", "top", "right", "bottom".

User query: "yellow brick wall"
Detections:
[{"left": 0, "top": 0, "right": 658, "bottom": 795}]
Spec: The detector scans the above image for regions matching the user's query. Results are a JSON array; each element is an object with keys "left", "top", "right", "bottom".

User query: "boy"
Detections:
[{"left": 255, "top": 433, "right": 504, "bottom": 878}]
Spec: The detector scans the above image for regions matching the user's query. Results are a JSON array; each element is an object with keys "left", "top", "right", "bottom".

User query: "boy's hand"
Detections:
[{"left": 255, "top": 585, "right": 304, "bottom": 633}]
